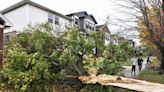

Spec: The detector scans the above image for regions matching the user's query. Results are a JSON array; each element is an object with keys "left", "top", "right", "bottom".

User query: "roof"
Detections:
[
  {"left": 66, "top": 11, "right": 88, "bottom": 17},
  {"left": 0, "top": 13, "right": 12, "bottom": 28},
  {"left": 96, "top": 24, "right": 110, "bottom": 33},
  {"left": 86, "top": 15, "right": 97, "bottom": 24},
  {"left": 0, "top": 0, "right": 72, "bottom": 21},
  {"left": 96, "top": 25, "right": 104, "bottom": 30},
  {"left": 66, "top": 11, "right": 97, "bottom": 24}
]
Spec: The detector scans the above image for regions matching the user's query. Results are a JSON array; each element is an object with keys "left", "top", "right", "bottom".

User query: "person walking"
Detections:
[
  {"left": 131, "top": 56, "right": 138, "bottom": 75},
  {"left": 138, "top": 57, "right": 143, "bottom": 71},
  {"left": 147, "top": 56, "right": 151, "bottom": 64}
]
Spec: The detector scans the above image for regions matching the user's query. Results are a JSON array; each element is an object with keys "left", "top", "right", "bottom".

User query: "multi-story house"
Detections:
[
  {"left": 1, "top": 0, "right": 110, "bottom": 47},
  {"left": 110, "top": 34, "right": 119, "bottom": 45},
  {"left": 66, "top": 11, "right": 97, "bottom": 32},
  {"left": 0, "top": 0, "right": 72, "bottom": 36},
  {"left": 67, "top": 11, "right": 112, "bottom": 46}
]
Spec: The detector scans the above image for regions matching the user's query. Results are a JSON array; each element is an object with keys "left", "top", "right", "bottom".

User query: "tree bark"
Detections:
[{"left": 160, "top": 47, "right": 164, "bottom": 73}]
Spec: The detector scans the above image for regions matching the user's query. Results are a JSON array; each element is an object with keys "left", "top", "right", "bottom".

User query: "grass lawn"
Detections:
[{"left": 137, "top": 70, "right": 164, "bottom": 84}]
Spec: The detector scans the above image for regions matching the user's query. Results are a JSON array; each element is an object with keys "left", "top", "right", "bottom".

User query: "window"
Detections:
[
  {"left": 54, "top": 16, "right": 59, "bottom": 25},
  {"left": 74, "top": 18, "right": 79, "bottom": 25},
  {"left": 48, "top": 13, "right": 53, "bottom": 23},
  {"left": 5, "top": 35, "right": 9, "bottom": 42},
  {"left": 84, "top": 20, "right": 94, "bottom": 31},
  {"left": 48, "top": 13, "right": 60, "bottom": 25},
  {"left": 91, "top": 26, "right": 95, "bottom": 31}
]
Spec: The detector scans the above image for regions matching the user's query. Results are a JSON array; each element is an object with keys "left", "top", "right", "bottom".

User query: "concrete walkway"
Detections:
[{"left": 123, "top": 60, "right": 147, "bottom": 78}]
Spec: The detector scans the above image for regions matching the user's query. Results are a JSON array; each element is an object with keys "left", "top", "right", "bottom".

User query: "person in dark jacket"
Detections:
[
  {"left": 147, "top": 56, "right": 151, "bottom": 64},
  {"left": 138, "top": 57, "right": 143, "bottom": 71}
]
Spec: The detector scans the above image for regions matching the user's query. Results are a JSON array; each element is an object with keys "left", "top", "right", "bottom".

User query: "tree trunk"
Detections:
[
  {"left": 160, "top": 48, "right": 164, "bottom": 74},
  {"left": 79, "top": 75, "right": 164, "bottom": 92}
]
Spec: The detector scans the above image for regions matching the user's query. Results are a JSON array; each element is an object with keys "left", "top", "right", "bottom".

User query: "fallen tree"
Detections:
[{"left": 79, "top": 74, "right": 164, "bottom": 92}]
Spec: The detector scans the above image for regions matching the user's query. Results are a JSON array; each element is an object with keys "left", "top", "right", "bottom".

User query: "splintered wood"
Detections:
[{"left": 79, "top": 75, "right": 164, "bottom": 92}]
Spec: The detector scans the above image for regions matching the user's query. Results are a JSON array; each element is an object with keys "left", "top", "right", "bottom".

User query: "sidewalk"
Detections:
[{"left": 123, "top": 61, "right": 147, "bottom": 78}]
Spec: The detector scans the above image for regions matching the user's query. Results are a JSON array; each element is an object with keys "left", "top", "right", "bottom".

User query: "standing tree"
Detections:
[
  {"left": 116, "top": 0, "right": 164, "bottom": 73},
  {"left": 138, "top": 8, "right": 160, "bottom": 57}
]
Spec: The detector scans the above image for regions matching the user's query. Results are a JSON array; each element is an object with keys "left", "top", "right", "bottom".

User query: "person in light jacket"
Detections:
[{"left": 131, "top": 56, "right": 138, "bottom": 75}]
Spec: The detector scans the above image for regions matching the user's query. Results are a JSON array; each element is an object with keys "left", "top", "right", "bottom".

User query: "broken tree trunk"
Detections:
[{"left": 79, "top": 74, "right": 164, "bottom": 92}]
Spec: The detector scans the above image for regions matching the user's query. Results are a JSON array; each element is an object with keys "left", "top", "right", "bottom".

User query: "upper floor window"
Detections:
[
  {"left": 84, "top": 20, "right": 95, "bottom": 31},
  {"left": 74, "top": 17, "right": 79, "bottom": 25},
  {"left": 54, "top": 16, "right": 59, "bottom": 25},
  {"left": 48, "top": 13, "right": 60, "bottom": 25},
  {"left": 48, "top": 13, "right": 53, "bottom": 23}
]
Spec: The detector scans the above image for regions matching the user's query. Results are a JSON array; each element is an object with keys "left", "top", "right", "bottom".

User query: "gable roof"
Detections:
[
  {"left": 66, "top": 11, "right": 97, "bottom": 24},
  {"left": 85, "top": 15, "right": 97, "bottom": 24},
  {"left": 66, "top": 11, "right": 88, "bottom": 17},
  {"left": 0, "top": 0, "right": 72, "bottom": 21},
  {"left": 0, "top": 13, "right": 12, "bottom": 28},
  {"left": 96, "top": 24, "right": 110, "bottom": 33}
]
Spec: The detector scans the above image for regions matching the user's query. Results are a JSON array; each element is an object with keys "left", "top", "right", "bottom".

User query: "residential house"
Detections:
[
  {"left": 0, "top": 13, "right": 12, "bottom": 68},
  {"left": 96, "top": 24, "right": 110, "bottom": 46},
  {"left": 66, "top": 11, "right": 97, "bottom": 32},
  {"left": 118, "top": 37, "right": 125, "bottom": 43},
  {"left": 1, "top": 0, "right": 107, "bottom": 47},
  {"left": 110, "top": 34, "right": 119, "bottom": 44},
  {"left": 110, "top": 34, "right": 136, "bottom": 48},
  {"left": 0, "top": 0, "right": 72, "bottom": 37}
]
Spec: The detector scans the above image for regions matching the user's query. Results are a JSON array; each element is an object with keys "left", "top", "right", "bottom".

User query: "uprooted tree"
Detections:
[{"left": 0, "top": 23, "right": 134, "bottom": 92}]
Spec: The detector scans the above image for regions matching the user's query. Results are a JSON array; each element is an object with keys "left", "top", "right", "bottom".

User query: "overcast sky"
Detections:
[
  {"left": 0, "top": 0, "right": 116, "bottom": 24},
  {"left": 0, "top": 0, "right": 129, "bottom": 33},
  {"left": 0, "top": 0, "right": 140, "bottom": 45}
]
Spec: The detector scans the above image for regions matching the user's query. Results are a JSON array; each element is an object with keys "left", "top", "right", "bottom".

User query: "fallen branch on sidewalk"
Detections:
[{"left": 79, "top": 74, "right": 164, "bottom": 92}]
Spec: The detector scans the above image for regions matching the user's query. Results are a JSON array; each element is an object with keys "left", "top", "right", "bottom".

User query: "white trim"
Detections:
[
  {"left": 84, "top": 18, "right": 95, "bottom": 24},
  {"left": 0, "top": 25, "right": 4, "bottom": 28},
  {"left": 0, "top": 14, "right": 12, "bottom": 27}
]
